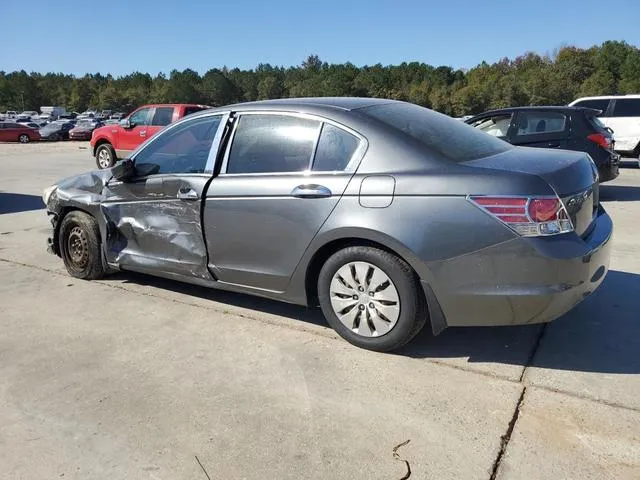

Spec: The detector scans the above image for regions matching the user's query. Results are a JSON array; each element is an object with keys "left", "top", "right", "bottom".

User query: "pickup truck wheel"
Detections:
[
  {"left": 18, "top": 134, "right": 30, "bottom": 143},
  {"left": 59, "top": 211, "right": 105, "bottom": 280},
  {"left": 96, "top": 144, "right": 116, "bottom": 169},
  {"left": 317, "top": 246, "right": 427, "bottom": 352}
]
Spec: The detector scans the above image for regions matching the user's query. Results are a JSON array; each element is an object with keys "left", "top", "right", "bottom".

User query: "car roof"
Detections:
[
  {"left": 571, "top": 94, "right": 640, "bottom": 102},
  {"left": 140, "top": 103, "right": 208, "bottom": 108},
  {"left": 466, "top": 106, "right": 600, "bottom": 120},
  {"left": 186, "top": 97, "right": 398, "bottom": 121},
  {"left": 225, "top": 97, "right": 395, "bottom": 111}
]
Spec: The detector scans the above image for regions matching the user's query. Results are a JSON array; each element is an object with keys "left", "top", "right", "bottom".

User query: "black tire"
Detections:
[
  {"left": 59, "top": 211, "right": 105, "bottom": 280},
  {"left": 18, "top": 134, "right": 30, "bottom": 143},
  {"left": 51, "top": 133, "right": 61, "bottom": 141},
  {"left": 317, "top": 246, "right": 427, "bottom": 352},
  {"left": 95, "top": 143, "right": 116, "bottom": 169}
]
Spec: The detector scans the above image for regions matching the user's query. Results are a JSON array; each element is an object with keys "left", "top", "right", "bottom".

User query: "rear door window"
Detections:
[
  {"left": 514, "top": 111, "right": 567, "bottom": 136},
  {"left": 573, "top": 99, "right": 610, "bottom": 113},
  {"left": 611, "top": 99, "right": 640, "bottom": 117},
  {"left": 151, "top": 107, "right": 175, "bottom": 126},
  {"left": 225, "top": 114, "right": 321, "bottom": 174},
  {"left": 470, "top": 114, "right": 513, "bottom": 138}
]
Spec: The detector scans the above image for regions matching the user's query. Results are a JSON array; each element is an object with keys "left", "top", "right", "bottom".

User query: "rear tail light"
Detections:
[
  {"left": 587, "top": 133, "right": 612, "bottom": 149},
  {"left": 469, "top": 196, "right": 573, "bottom": 236}
]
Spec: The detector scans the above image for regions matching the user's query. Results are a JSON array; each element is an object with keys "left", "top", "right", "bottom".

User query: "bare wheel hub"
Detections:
[
  {"left": 329, "top": 261, "right": 400, "bottom": 337},
  {"left": 67, "top": 226, "right": 89, "bottom": 267}
]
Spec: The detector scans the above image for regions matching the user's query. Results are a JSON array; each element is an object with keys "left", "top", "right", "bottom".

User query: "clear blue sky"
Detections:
[{"left": 2, "top": 0, "right": 639, "bottom": 76}]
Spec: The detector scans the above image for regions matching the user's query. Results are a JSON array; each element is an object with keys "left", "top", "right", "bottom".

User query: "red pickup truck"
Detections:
[{"left": 90, "top": 103, "right": 209, "bottom": 169}]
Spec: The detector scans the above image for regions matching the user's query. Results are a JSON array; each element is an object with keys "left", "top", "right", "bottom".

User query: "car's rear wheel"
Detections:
[
  {"left": 96, "top": 144, "right": 116, "bottom": 169},
  {"left": 18, "top": 134, "right": 30, "bottom": 143},
  {"left": 317, "top": 246, "right": 427, "bottom": 352},
  {"left": 51, "top": 133, "right": 61, "bottom": 141},
  {"left": 59, "top": 211, "right": 105, "bottom": 280}
]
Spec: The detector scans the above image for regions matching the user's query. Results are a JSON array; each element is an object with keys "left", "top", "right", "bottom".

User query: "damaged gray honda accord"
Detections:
[{"left": 43, "top": 98, "right": 612, "bottom": 352}]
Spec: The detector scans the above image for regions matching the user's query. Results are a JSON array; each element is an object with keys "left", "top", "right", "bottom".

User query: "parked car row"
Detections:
[{"left": 0, "top": 117, "right": 106, "bottom": 143}]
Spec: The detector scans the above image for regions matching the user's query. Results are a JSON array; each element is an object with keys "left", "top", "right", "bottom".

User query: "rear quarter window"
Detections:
[
  {"left": 611, "top": 99, "right": 640, "bottom": 117},
  {"left": 361, "top": 102, "right": 511, "bottom": 162}
]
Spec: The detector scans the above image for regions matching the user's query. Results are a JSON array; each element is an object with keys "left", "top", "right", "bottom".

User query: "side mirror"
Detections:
[
  {"left": 111, "top": 158, "right": 135, "bottom": 181},
  {"left": 119, "top": 118, "right": 132, "bottom": 129}
]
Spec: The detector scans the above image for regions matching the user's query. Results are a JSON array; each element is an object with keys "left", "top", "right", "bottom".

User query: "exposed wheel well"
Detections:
[{"left": 304, "top": 237, "right": 421, "bottom": 307}]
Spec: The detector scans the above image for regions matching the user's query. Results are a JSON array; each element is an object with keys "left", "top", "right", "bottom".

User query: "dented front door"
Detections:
[
  {"left": 101, "top": 174, "right": 213, "bottom": 280},
  {"left": 98, "top": 113, "right": 228, "bottom": 280}
]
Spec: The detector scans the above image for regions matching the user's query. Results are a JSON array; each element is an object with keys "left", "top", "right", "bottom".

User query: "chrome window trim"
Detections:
[
  {"left": 218, "top": 110, "right": 368, "bottom": 177},
  {"left": 106, "top": 172, "right": 213, "bottom": 187}
]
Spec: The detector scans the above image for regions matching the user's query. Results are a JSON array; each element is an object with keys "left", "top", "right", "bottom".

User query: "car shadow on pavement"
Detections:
[
  {"left": 109, "top": 269, "right": 639, "bottom": 374},
  {"left": 0, "top": 192, "right": 45, "bottom": 215},
  {"left": 599, "top": 184, "right": 640, "bottom": 202}
]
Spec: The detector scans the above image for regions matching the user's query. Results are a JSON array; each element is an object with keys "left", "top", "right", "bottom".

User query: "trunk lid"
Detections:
[{"left": 464, "top": 147, "right": 599, "bottom": 236}]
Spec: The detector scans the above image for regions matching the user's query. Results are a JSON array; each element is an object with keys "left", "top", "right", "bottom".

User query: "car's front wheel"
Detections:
[
  {"left": 18, "top": 134, "right": 30, "bottom": 143},
  {"left": 95, "top": 144, "right": 116, "bottom": 169},
  {"left": 59, "top": 211, "right": 105, "bottom": 280},
  {"left": 317, "top": 246, "right": 427, "bottom": 352}
]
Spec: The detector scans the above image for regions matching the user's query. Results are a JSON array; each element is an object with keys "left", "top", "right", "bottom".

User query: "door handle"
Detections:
[
  {"left": 547, "top": 142, "right": 560, "bottom": 148},
  {"left": 291, "top": 184, "right": 332, "bottom": 198},
  {"left": 139, "top": 130, "right": 147, "bottom": 137},
  {"left": 177, "top": 188, "right": 199, "bottom": 200}
]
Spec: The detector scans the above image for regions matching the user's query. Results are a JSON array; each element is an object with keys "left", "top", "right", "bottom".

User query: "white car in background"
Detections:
[{"left": 570, "top": 95, "right": 640, "bottom": 167}]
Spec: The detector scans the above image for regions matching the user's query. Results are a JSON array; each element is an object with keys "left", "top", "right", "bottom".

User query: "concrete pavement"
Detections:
[{"left": 0, "top": 143, "right": 639, "bottom": 479}]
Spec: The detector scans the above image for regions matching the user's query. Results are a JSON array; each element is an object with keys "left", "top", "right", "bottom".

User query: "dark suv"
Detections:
[{"left": 466, "top": 106, "right": 620, "bottom": 182}]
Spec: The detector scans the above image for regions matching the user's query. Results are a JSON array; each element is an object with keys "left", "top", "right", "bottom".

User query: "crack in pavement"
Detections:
[
  {"left": 519, "top": 323, "right": 548, "bottom": 383},
  {"left": 392, "top": 440, "right": 411, "bottom": 480},
  {"left": 194, "top": 456, "right": 212, "bottom": 480},
  {"left": 489, "top": 388, "right": 526, "bottom": 480}
]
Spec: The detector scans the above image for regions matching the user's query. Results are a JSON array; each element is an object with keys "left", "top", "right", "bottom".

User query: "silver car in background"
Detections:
[{"left": 43, "top": 98, "right": 612, "bottom": 352}]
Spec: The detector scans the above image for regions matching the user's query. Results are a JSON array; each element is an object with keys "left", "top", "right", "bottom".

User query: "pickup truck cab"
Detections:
[{"left": 90, "top": 103, "right": 209, "bottom": 169}]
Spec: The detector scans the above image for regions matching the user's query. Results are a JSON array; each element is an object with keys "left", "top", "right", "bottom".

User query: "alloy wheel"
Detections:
[
  {"left": 19, "top": 134, "right": 29, "bottom": 143},
  {"left": 97, "top": 148, "right": 112, "bottom": 169},
  {"left": 329, "top": 261, "right": 400, "bottom": 337}
]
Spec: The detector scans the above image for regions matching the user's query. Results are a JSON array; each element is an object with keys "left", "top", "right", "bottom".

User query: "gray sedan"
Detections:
[{"left": 42, "top": 98, "right": 612, "bottom": 352}]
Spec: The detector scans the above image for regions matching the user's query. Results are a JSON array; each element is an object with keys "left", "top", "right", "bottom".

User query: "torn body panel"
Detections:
[
  {"left": 46, "top": 169, "right": 213, "bottom": 281},
  {"left": 101, "top": 174, "right": 212, "bottom": 280}
]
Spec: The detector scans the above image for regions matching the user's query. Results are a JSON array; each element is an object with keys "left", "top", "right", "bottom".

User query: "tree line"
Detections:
[{"left": 1, "top": 41, "right": 639, "bottom": 117}]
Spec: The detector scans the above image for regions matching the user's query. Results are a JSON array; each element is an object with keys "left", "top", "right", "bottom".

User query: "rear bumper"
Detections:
[
  {"left": 425, "top": 206, "right": 612, "bottom": 327},
  {"left": 597, "top": 153, "right": 620, "bottom": 183}
]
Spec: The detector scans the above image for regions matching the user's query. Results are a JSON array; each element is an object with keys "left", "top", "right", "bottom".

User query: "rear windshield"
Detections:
[
  {"left": 585, "top": 113, "right": 610, "bottom": 134},
  {"left": 360, "top": 102, "right": 511, "bottom": 162}
]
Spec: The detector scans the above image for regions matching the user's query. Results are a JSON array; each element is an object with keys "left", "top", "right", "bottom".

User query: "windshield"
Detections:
[{"left": 360, "top": 102, "right": 512, "bottom": 162}]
